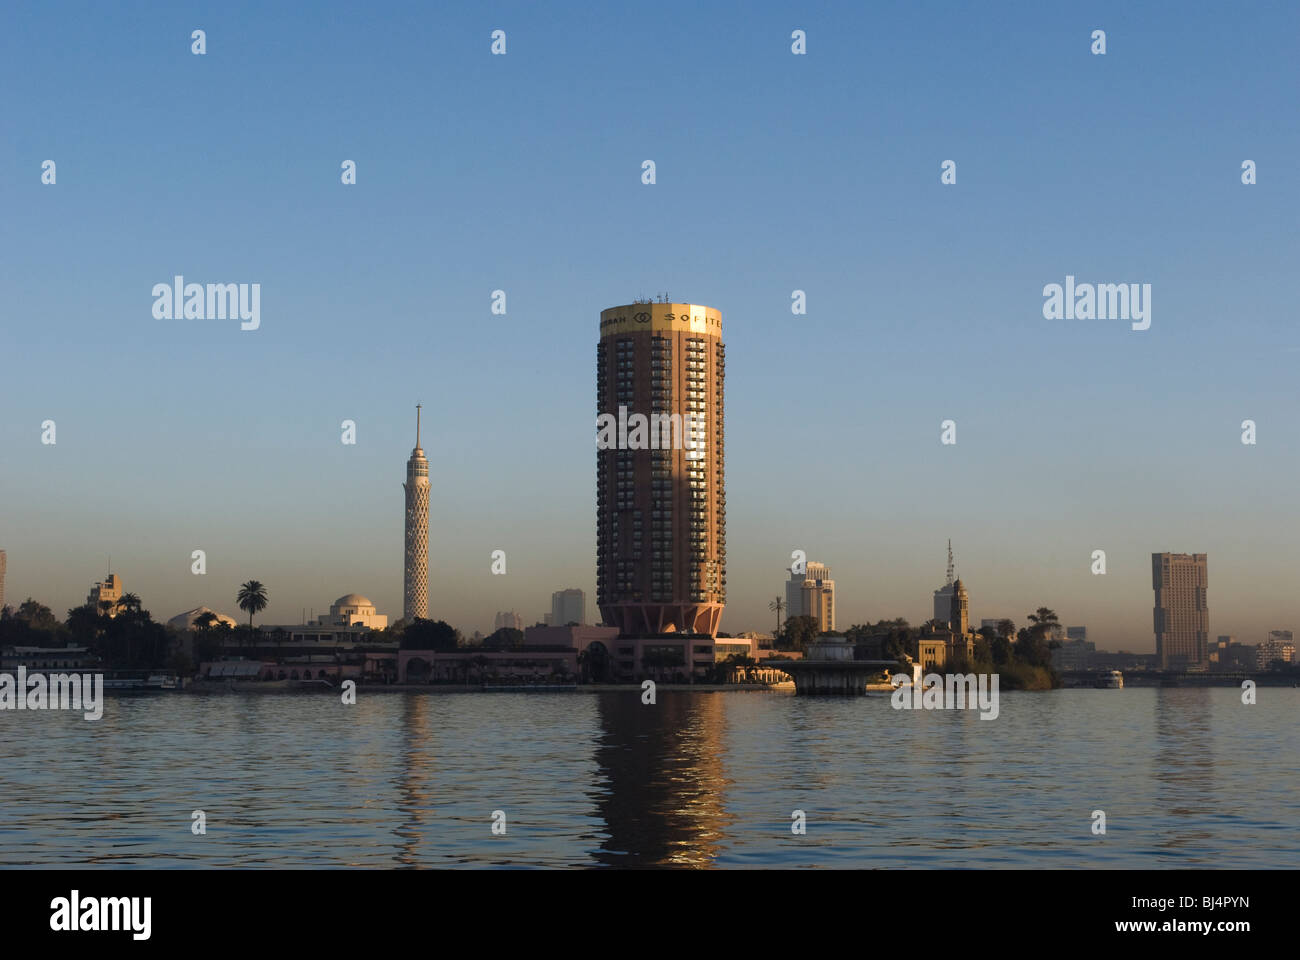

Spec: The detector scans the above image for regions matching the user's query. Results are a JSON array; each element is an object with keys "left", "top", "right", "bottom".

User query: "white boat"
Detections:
[
  {"left": 145, "top": 674, "right": 178, "bottom": 690},
  {"left": 1097, "top": 670, "right": 1124, "bottom": 689}
]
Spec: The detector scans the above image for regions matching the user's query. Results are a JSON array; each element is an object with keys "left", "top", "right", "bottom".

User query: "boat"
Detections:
[
  {"left": 1096, "top": 670, "right": 1124, "bottom": 689},
  {"left": 145, "top": 674, "right": 178, "bottom": 690}
]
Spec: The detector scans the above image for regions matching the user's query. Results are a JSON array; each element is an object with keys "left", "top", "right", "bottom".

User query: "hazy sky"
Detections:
[{"left": 2, "top": 1, "right": 1297, "bottom": 649}]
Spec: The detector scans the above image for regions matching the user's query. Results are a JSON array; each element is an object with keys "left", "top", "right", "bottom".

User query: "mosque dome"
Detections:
[{"left": 333, "top": 594, "right": 374, "bottom": 609}]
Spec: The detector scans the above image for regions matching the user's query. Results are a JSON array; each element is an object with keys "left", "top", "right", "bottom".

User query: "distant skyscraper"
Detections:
[
  {"left": 494, "top": 610, "right": 524, "bottom": 632},
  {"left": 596, "top": 301, "right": 725, "bottom": 635},
  {"left": 0, "top": 549, "right": 6, "bottom": 612},
  {"left": 550, "top": 589, "right": 586, "bottom": 627},
  {"left": 1152, "top": 552, "right": 1208, "bottom": 668},
  {"left": 784, "top": 568, "right": 805, "bottom": 620},
  {"left": 785, "top": 562, "right": 835, "bottom": 632},
  {"left": 403, "top": 405, "right": 430, "bottom": 622},
  {"left": 933, "top": 540, "right": 956, "bottom": 625}
]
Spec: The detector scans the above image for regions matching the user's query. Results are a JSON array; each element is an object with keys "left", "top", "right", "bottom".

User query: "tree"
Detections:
[
  {"left": 996, "top": 619, "right": 1016, "bottom": 640},
  {"left": 484, "top": 627, "right": 523, "bottom": 651},
  {"left": 16, "top": 598, "right": 58, "bottom": 633},
  {"left": 1027, "top": 607, "right": 1060, "bottom": 637},
  {"left": 1017, "top": 608, "right": 1060, "bottom": 668},
  {"left": 768, "top": 596, "right": 786, "bottom": 635},
  {"left": 236, "top": 581, "right": 269, "bottom": 630},
  {"left": 116, "top": 593, "right": 143, "bottom": 617},
  {"left": 400, "top": 618, "right": 460, "bottom": 651},
  {"left": 193, "top": 611, "right": 220, "bottom": 631},
  {"left": 64, "top": 604, "right": 103, "bottom": 645},
  {"left": 780, "top": 615, "right": 821, "bottom": 651}
]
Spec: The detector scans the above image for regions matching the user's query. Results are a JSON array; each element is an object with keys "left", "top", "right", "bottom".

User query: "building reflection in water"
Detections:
[
  {"left": 1152, "top": 688, "right": 1215, "bottom": 855},
  {"left": 392, "top": 692, "right": 437, "bottom": 866},
  {"left": 587, "top": 691, "right": 734, "bottom": 867}
]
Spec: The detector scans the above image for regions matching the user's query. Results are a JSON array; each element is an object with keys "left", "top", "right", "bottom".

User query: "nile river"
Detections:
[{"left": 2, "top": 687, "right": 1296, "bottom": 867}]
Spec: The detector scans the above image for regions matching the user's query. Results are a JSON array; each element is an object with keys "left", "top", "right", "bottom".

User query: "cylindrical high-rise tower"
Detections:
[
  {"left": 403, "top": 405, "right": 430, "bottom": 622},
  {"left": 596, "top": 301, "right": 726, "bottom": 636}
]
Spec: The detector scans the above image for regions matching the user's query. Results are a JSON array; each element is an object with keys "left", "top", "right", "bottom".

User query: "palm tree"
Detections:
[
  {"left": 237, "top": 580, "right": 269, "bottom": 630},
  {"left": 768, "top": 596, "right": 786, "bottom": 636},
  {"left": 115, "top": 593, "right": 143, "bottom": 618},
  {"left": 1027, "top": 607, "right": 1060, "bottom": 639}
]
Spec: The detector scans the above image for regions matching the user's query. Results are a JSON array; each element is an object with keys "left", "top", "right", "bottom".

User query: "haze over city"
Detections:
[{"left": 2, "top": 1, "right": 1297, "bottom": 649}]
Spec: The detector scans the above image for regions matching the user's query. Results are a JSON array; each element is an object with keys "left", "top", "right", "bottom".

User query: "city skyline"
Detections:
[{"left": 2, "top": 3, "right": 1298, "bottom": 648}]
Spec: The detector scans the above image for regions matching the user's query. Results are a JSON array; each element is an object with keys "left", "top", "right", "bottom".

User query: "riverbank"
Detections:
[{"left": 184, "top": 681, "right": 798, "bottom": 694}]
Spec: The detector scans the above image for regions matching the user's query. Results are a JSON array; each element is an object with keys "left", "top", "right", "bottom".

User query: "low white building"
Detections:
[{"left": 312, "top": 594, "right": 387, "bottom": 630}]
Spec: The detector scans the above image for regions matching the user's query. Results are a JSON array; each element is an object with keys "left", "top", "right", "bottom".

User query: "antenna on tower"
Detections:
[
  {"left": 416, "top": 403, "right": 422, "bottom": 448},
  {"left": 946, "top": 539, "right": 954, "bottom": 587}
]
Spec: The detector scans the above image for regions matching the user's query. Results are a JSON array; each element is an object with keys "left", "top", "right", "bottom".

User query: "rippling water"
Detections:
[{"left": 2, "top": 687, "right": 1296, "bottom": 867}]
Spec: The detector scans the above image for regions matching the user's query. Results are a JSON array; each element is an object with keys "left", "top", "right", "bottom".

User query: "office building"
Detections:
[
  {"left": 550, "top": 588, "right": 586, "bottom": 627},
  {"left": 495, "top": 610, "right": 524, "bottom": 632},
  {"left": 1152, "top": 552, "right": 1209, "bottom": 668},
  {"left": 1257, "top": 631, "right": 1295, "bottom": 669},
  {"left": 784, "top": 561, "right": 836, "bottom": 632}
]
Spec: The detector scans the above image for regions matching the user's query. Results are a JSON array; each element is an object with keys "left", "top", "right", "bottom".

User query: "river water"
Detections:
[{"left": 2, "top": 687, "right": 1295, "bottom": 867}]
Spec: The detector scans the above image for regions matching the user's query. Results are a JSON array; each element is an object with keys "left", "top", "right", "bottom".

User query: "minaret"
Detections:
[
  {"left": 949, "top": 578, "right": 969, "bottom": 636},
  {"left": 403, "top": 405, "right": 430, "bottom": 622}
]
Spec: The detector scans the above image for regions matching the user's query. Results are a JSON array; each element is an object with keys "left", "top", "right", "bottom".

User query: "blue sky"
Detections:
[{"left": 1, "top": 1, "right": 1297, "bottom": 648}]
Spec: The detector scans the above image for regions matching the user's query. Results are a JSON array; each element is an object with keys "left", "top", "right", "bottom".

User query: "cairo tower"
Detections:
[
  {"left": 596, "top": 300, "right": 726, "bottom": 636},
  {"left": 403, "top": 405, "right": 430, "bottom": 621}
]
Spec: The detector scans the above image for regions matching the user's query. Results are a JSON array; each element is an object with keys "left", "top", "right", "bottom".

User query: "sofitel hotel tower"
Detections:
[{"left": 596, "top": 302, "right": 726, "bottom": 637}]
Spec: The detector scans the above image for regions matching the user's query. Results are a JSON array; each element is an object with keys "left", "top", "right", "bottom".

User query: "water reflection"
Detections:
[
  {"left": 589, "top": 692, "right": 733, "bottom": 867},
  {"left": 0, "top": 688, "right": 1295, "bottom": 867}
]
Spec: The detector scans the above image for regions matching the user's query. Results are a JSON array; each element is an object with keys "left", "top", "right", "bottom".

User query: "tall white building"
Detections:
[
  {"left": 495, "top": 610, "right": 524, "bottom": 632},
  {"left": 403, "top": 405, "right": 430, "bottom": 622},
  {"left": 785, "top": 561, "right": 835, "bottom": 633},
  {"left": 550, "top": 589, "right": 585, "bottom": 626}
]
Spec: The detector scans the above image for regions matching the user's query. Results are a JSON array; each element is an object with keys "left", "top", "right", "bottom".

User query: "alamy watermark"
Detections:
[
  {"left": 596, "top": 406, "right": 706, "bottom": 452},
  {"left": 0, "top": 667, "right": 103, "bottom": 720},
  {"left": 891, "top": 672, "right": 999, "bottom": 720},
  {"left": 50, "top": 891, "right": 150, "bottom": 940},
  {"left": 152, "top": 275, "right": 260, "bottom": 330},
  {"left": 1043, "top": 275, "right": 1150, "bottom": 330}
]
